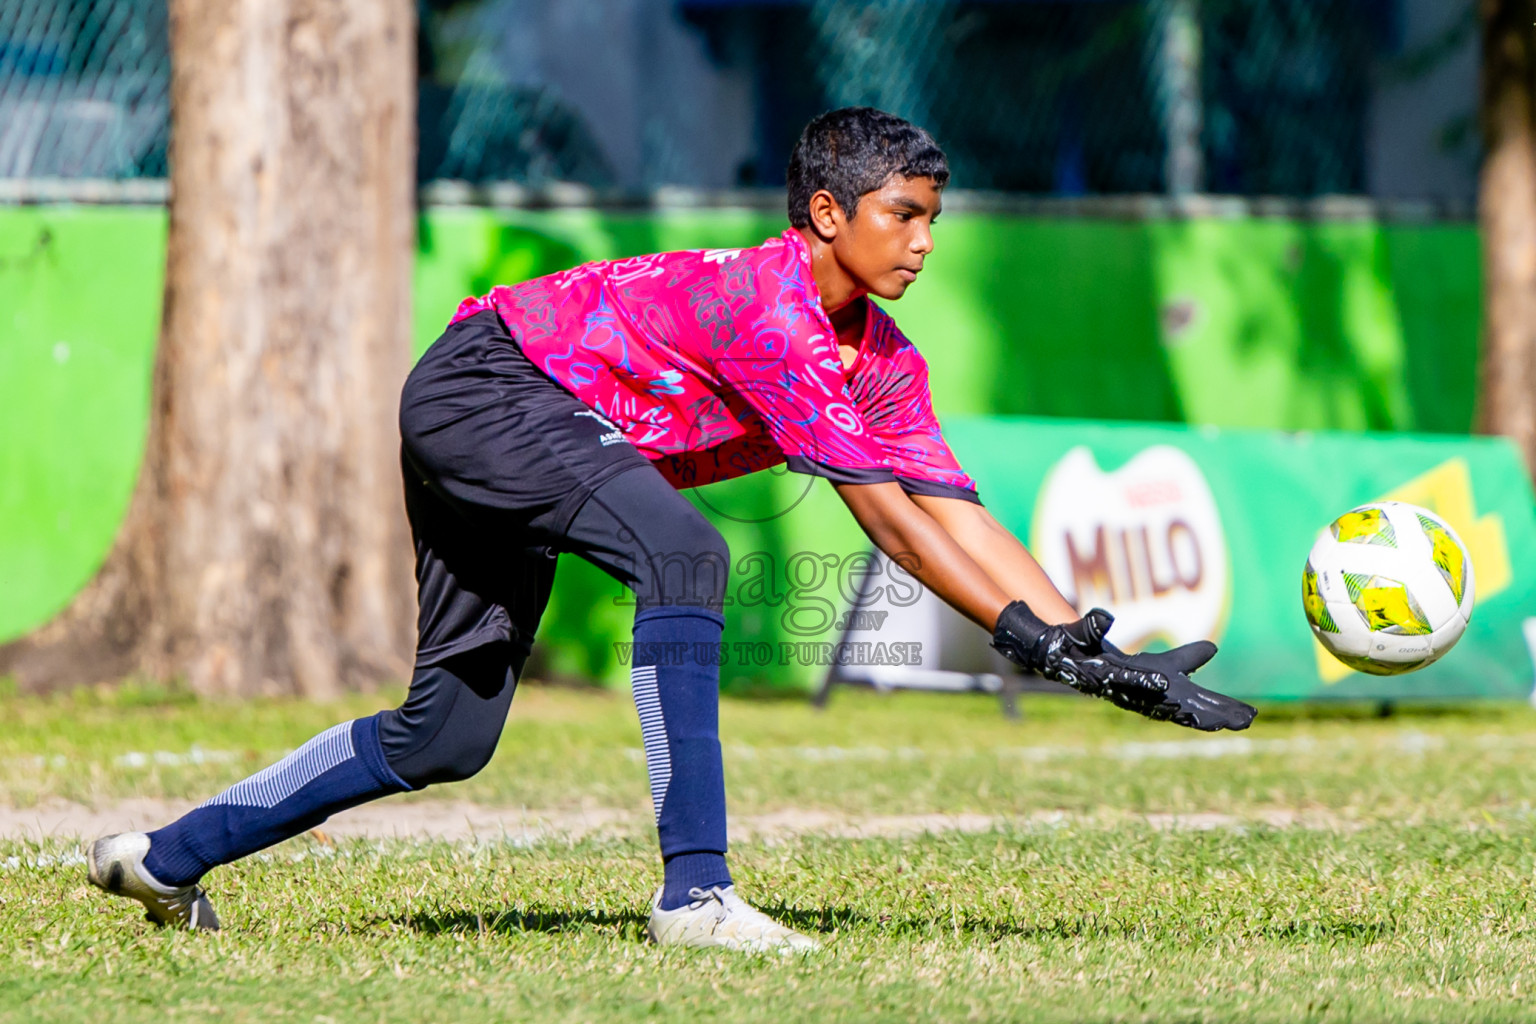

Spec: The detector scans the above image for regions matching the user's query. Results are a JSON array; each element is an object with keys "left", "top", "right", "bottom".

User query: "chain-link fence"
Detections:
[
  {"left": 671, "top": 0, "right": 1475, "bottom": 198},
  {"left": 0, "top": 0, "right": 1480, "bottom": 200},
  {"left": 0, "top": 0, "right": 167, "bottom": 178}
]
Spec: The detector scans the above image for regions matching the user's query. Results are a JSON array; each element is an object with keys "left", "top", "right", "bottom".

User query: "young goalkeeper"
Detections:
[{"left": 87, "top": 107, "right": 1255, "bottom": 950}]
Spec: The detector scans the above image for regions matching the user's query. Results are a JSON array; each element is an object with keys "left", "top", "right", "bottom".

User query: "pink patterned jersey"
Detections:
[{"left": 451, "top": 228, "right": 979, "bottom": 502}]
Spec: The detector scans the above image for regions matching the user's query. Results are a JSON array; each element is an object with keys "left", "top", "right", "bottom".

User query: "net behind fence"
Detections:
[{"left": 0, "top": 0, "right": 1479, "bottom": 200}]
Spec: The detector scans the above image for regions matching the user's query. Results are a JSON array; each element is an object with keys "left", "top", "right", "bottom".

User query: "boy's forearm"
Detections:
[
  {"left": 910, "top": 494, "right": 1080, "bottom": 626},
  {"left": 833, "top": 481, "right": 1011, "bottom": 631}
]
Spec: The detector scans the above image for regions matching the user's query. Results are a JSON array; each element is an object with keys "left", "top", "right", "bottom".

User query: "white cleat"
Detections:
[
  {"left": 85, "top": 832, "right": 220, "bottom": 931},
  {"left": 646, "top": 885, "right": 820, "bottom": 954}
]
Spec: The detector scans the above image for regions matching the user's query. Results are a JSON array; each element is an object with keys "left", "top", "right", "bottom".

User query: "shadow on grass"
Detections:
[
  {"left": 853, "top": 909, "right": 1395, "bottom": 946},
  {"left": 400, "top": 901, "right": 1394, "bottom": 947},
  {"left": 399, "top": 900, "right": 874, "bottom": 939},
  {"left": 748, "top": 901, "right": 873, "bottom": 933},
  {"left": 401, "top": 906, "right": 649, "bottom": 939}
]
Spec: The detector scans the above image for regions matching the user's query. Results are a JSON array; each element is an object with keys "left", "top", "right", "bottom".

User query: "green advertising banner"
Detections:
[
  {"left": 0, "top": 203, "right": 1498, "bottom": 701},
  {"left": 946, "top": 418, "right": 1536, "bottom": 702}
]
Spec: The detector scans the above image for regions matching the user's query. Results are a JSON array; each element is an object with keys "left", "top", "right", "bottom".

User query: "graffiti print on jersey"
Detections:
[{"left": 449, "top": 229, "right": 978, "bottom": 502}]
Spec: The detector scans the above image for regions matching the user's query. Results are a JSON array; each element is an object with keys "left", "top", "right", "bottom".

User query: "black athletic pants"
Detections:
[{"left": 379, "top": 311, "right": 728, "bottom": 789}]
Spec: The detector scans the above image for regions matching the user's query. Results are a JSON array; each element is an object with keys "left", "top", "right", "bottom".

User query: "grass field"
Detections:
[{"left": 7, "top": 681, "right": 1536, "bottom": 1022}]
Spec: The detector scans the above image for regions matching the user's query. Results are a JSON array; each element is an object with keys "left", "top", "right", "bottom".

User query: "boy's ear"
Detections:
[{"left": 806, "top": 188, "right": 844, "bottom": 241}]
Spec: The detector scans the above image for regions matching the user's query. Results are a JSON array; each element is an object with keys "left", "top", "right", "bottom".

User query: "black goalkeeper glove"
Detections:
[{"left": 990, "top": 601, "right": 1256, "bottom": 732}]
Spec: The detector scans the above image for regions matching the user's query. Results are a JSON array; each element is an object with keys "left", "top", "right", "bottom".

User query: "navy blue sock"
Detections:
[
  {"left": 143, "top": 714, "right": 411, "bottom": 887},
  {"left": 663, "top": 851, "right": 732, "bottom": 904},
  {"left": 630, "top": 606, "right": 734, "bottom": 910}
]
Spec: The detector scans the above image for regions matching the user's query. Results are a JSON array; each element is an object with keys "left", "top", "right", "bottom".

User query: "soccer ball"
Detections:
[{"left": 1302, "top": 502, "right": 1475, "bottom": 675}]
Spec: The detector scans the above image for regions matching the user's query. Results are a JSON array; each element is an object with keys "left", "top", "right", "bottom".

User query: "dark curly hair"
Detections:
[{"left": 786, "top": 108, "right": 950, "bottom": 228}]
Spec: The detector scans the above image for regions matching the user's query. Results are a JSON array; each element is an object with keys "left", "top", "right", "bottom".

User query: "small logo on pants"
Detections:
[{"left": 574, "top": 409, "right": 626, "bottom": 446}]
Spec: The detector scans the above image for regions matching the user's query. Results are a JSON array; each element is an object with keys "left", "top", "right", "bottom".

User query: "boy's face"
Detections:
[{"left": 832, "top": 175, "right": 942, "bottom": 301}]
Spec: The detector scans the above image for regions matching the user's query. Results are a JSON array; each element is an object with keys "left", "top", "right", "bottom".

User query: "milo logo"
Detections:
[{"left": 1031, "top": 445, "right": 1231, "bottom": 649}]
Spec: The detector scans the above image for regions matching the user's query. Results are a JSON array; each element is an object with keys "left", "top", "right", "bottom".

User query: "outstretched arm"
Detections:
[
  {"left": 833, "top": 481, "right": 1012, "bottom": 631},
  {"left": 834, "top": 482, "right": 1081, "bottom": 629},
  {"left": 910, "top": 493, "right": 1080, "bottom": 624},
  {"left": 835, "top": 482, "right": 1255, "bottom": 732}
]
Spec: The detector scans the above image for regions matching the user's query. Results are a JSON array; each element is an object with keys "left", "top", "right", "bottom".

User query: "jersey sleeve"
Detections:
[
  {"left": 851, "top": 311, "right": 982, "bottom": 504},
  {"left": 709, "top": 254, "right": 898, "bottom": 485}
]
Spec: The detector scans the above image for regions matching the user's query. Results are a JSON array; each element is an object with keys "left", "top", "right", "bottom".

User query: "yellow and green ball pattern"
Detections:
[
  {"left": 1341, "top": 572, "right": 1432, "bottom": 635},
  {"left": 1301, "top": 561, "right": 1335, "bottom": 633},
  {"left": 1417, "top": 513, "right": 1468, "bottom": 606},
  {"left": 1331, "top": 507, "right": 1398, "bottom": 548}
]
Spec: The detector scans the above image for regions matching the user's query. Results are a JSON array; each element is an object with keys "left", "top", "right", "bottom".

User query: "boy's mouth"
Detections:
[{"left": 895, "top": 266, "right": 920, "bottom": 283}]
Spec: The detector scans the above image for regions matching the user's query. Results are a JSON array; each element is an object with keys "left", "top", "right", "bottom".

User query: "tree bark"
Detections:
[
  {"left": 1479, "top": 0, "right": 1536, "bottom": 475},
  {"left": 0, "top": 0, "right": 417, "bottom": 697}
]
